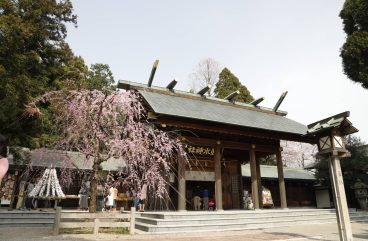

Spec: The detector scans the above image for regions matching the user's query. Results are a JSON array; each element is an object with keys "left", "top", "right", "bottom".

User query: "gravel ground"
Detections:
[{"left": 0, "top": 222, "right": 367, "bottom": 241}]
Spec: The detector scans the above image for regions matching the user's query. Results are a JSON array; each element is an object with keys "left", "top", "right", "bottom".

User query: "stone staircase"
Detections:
[
  {"left": 0, "top": 208, "right": 367, "bottom": 231},
  {"left": 135, "top": 209, "right": 368, "bottom": 233},
  {"left": 0, "top": 209, "right": 55, "bottom": 227},
  {"left": 351, "top": 210, "right": 368, "bottom": 222}
]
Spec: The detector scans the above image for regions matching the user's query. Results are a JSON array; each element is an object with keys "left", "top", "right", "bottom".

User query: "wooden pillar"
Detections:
[
  {"left": 177, "top": 155, "right": 186, "bottom": 211},
  {"left": 249, "top": 149, "right": 259, "bottom": 209},
  {"left": 329, "top": 155, "right": 353, "bottom": 241},
  {"left": 276, "top": 148, "right": 287, "bottom": 209},
  {"left": 53, "top": 206, "right": 62, "bottom": 235},
  {"left": 214, "top": 143, "right": 223, "bottom": 211},
  {"left": 256, "top": 158, "right": 263, "bottom": 209},
  {"left": 130, "top": 207, "right": 136, "bottom": 234}
]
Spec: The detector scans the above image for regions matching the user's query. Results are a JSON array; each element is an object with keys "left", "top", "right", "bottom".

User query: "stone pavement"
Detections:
[{"left": 0, "top": 222, "right": 367, "bottom": 241}]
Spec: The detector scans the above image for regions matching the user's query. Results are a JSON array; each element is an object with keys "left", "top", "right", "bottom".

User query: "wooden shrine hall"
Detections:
[{"left": 118, "top": 79, "right": 316, "bottom": 211}]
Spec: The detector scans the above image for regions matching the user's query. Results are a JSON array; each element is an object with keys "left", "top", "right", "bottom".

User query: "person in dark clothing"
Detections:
[{"left": 203, "top": 189, "right": 209, "bottom": 210}]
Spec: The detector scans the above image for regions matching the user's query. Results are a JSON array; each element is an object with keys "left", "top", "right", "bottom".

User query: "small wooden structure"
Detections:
[
  {"left": 307, "top": 111, "right": 358, "bottom": 241},
  {"left": 53, "top": 207, "right": 136, "bottom": 235}
]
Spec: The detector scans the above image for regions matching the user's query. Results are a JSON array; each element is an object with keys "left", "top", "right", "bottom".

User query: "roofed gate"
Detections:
[{"left": 118, "top": 80, "right": 316, "bottom": 211}]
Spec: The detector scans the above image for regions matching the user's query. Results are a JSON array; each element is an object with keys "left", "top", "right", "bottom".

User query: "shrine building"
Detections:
[{"left": 118, "top": 80, "right": 317, "bottom": 211}]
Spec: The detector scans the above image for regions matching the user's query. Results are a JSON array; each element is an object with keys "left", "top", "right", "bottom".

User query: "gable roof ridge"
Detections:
[{"left": 118, "top": 80, "right": 288, "bottom": 116}]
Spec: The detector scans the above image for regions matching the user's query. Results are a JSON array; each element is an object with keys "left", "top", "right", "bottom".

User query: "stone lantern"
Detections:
[
  {"left": 307, "top": 111, "right": 358, "bottom": 241},
  {"left": 351, "top": 179, "right": 368, "bottom": 210}
]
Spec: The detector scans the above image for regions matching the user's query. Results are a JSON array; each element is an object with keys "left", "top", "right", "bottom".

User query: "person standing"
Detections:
[
  {"left": 106, "top": 186, "right": 115, "bottom": 211},
  {"left": 25, "top": 181, "right": 35, "bottom": 210},
  {"left": 79, "top": 180, "right": 90, "bottom": 210},
  {"left": 96, "top": 184, "right": 104, "bottom": 211},
  {"left": 132, "top": 189, "right": 139, "bottom": 210},
  {"left": 0, "top": 134, "right": 9, "bottom": 184},
  {"left": 203, "top": 189, "right": 209, "bottom": 210},
  {"left": 139, "top": 182, "right": 147, "bottom": 212}
]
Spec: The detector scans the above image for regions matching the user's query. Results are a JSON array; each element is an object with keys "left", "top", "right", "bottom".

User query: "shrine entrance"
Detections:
[
  {"left": 221, "top": 160, "right": 242, "bottom": 210},
  {"left": 117, "top": 80, "right": 318, "bottom": 212},
  {"left": 186, "top": 181, "right": 215, "bottom": 210},
  {"left": 221, "top": 148, "right": 246, "bottom": 210}
]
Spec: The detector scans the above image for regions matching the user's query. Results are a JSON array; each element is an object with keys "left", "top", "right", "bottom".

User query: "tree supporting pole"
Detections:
[
  {"left": 329, "top": 155, "right": 353, "bottom": 241},
  {"left": 177, "top": 155, "right": 186, "bottom": 211}
]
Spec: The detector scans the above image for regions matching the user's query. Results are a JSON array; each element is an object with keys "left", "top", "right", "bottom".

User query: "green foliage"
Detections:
[
  {"left": 86, "top": 63, "right": 115, "bottom": 91},
  {"left": 0, "top": 1, "right": 116, "bottom": 148},
  {"left": 340, "top": 0, "right": 368, "bottom": 89},
  {"left": 260, "top": 155, "right": 277, "bottom": 166},
  {"left": 0, "top": 0, "right": 78, "bottom": 146},
  {"left": 214, "top": 68, "right": 254, "bottom": 103},
  {"left": 315, "top": 136, "right": 368, "bottom": 188},
  {"left": 56, "top": 56, "right": 89, "bottom": 90}
]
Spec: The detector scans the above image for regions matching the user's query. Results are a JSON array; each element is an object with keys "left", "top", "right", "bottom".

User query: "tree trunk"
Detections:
[{"left": 89, "top": 162, "right": 100, "bottom": 213}]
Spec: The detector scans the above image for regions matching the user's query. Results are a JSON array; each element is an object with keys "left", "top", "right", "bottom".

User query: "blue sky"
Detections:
[{"left": 67, "top": 0, "right": 368, "bottom": 142}]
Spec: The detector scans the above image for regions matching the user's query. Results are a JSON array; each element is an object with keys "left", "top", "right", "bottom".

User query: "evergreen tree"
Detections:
[
  {"left": 0, "top": 0, "right": 80, "bottom": 146},
  {"left": 315, "top": 136, "right": 368, "bottom": 189},
  {"left": 340, "top": 0, "right": 368, "bottom": 89},
  {"left": 86, "top": 63, "right": 115, "bottom": 91},
  {"left": 214, "top": 68, "right": 254, "bottom": 103}
]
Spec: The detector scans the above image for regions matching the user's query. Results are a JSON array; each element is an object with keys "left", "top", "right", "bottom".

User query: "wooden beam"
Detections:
[
  {"left": 157, "top": 117, "right": 316, "bottom": 144},
  {"left": 256, "top": 157, "right": 263, "bottom": 208},
  {"left": 166, "top": 79, "right": 177, "bottom": 90},
  {"left": 184, "top": 136, "right": 279, "bottom": 153},
  {"left": 214, "top": 143, "right": 223, "bottom": 211},
  {"left": 276, "top": 148, "right": 287, "bottom": 209},
  {"left": 249, "top": 149, "right": 259, "bottom": 209},
  {"left": 147, "top": 60, "right": 159, "bottom": 87},
  {"left": 250, "top": 97, "right": 265, "bottom": 106},
  {"left": 273, "top": 91, "right": 288, "bottom": 112},
  {"left": 225, "top": 90, "right": 240, "bottom": 102},
  {"left": 177, "top": 155, "right": 186, "bottom": 211},
  {"left": 197, "top": 85, "right": 211, "bottom": 96}
]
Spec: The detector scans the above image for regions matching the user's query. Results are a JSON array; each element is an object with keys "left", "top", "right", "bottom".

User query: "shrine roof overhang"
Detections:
[
  {"left": 139, "top": 91, "right": 308, "bottom": 139},
  {"left": 8, "top": 149, "right": 124, "bottom": 171},
  {"left": 118, "top": 80, "right": 315, "bottom": 143},
  {"left": 242, "top": 164, "right": 316, "bottom": 181},
  {"left": 306, "top": 111, "right": 358, "bottom": 137}
]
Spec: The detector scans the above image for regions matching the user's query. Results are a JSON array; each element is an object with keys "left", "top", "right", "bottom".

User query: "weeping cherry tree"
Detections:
[{"left": 26, "top": 90, "right": 186, "bottom": 212}]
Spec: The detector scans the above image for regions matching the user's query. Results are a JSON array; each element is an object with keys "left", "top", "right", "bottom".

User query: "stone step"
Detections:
[
  {"left": 0, "top": 213, "right": 54, "bottom": 219},
  {"left": 138, "top": 209, "right": 337, "bottom": 220},
  {"left": 136, "top": 213, "right": 337, "bottom": 226},
  {"left": 0, "top": 210, "right": 55, "bottom": 227},
  {"left": 135, "top": 216, "right": 337, "bottom": 233},
  {"left": 134, "top": 209, "right": 368, "bottom": 233},
  {"left": 351, "top": 216, "right": 368, "bottom": 222},
  {"left": 0, "top": 218, "right": 54, "bottom": 223},
  {"left": 0, "top": 222, "right": 53, "bottom": 228}
]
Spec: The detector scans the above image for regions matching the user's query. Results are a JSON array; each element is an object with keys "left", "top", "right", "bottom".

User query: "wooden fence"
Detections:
[{"left": 53, "top": 207, "right": 136, "bottom": 235}]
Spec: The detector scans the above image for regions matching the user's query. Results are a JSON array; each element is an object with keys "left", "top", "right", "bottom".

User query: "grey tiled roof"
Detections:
[
  {"left": 242, "top": 164, "right": 316, "bottom": 180},
  {"left": 139, "top": 90, "right": 308, "bottom": 135},
  {"left": 8, "top": 149, "right": 124, "bottom": 171},
  {"left": 307, "top": 111, "right": 358, "bottom": 136}
]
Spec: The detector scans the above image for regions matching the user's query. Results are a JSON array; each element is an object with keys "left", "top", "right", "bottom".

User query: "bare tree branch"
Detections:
[{"left": 190, "top": 58, "right": 221, "bottom": 96}]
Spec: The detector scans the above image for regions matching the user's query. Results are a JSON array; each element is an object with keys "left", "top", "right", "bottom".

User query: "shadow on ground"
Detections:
[
  {"left": 353, "top": 228, "right": 368, "bottom": 240},
  {"left": 266, "top": 231, "right": 325, "bottom": 241}
]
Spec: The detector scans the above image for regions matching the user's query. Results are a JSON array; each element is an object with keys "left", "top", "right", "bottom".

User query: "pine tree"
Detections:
[
  {"left": 214, "top": 68, "right": 254, "bottom": 103},
  {"left": 340, "top": 0, "right": 368, "bottom": 89},
  {"left": 0, "top": 0, "right": 81, "bottom": 146}
]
